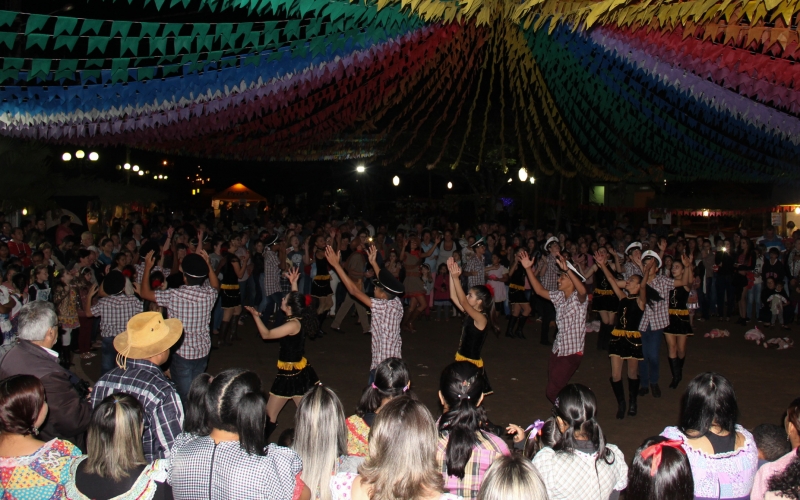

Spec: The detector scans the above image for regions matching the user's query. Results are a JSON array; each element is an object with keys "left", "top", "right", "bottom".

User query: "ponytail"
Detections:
[
  {"left": 438, "top": 362, "right": 486, "bottom": 479},
  {"left": 236, "top": 392, "right": 268, "bottom": 455},
  {"left": 356, "top": 357, "right": 412, "bottom": 417},
  {"left": 284, "top": 291, "right": 319, "bottom": 337},
  {"left": 470, "top": 285, "right": 500, "bottom": 337},
  {"left": 183, "top": 373, "right": 212, "bottom": 435}
]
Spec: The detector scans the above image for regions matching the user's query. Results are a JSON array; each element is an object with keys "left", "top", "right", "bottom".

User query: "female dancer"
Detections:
[
  {"left": 584, "top": 246, "right": 623, "bottom": 351},
  {"left": 506, "top": 248, "right": 531, "bottom": 339},
  {"left": 596, "top": 251, "right": 654, "bottom": 419},
  {"left": 245, "top": 267, "right": 319, "bottom": 439},
  {"left": 447, "top": 257, "right": 497, "bottom": 395},
  {"left": 401, "top": 234, "right": 440, "bottom": 332},
  {"left": 304, "top": 230, "right": 338, "bottom": 330},
  {"left": 386, "top": 248, "right": 402, "bottom": 279},
  {"left": 217, "top": 238, "right": 245, "bottom": 346},
  {"left": 664, "top": 257, "right": 693, "bottom": 389}
]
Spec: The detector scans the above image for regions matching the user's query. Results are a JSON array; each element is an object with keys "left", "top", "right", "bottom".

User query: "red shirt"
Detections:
[{"left": 7, "top": 240, "right": 31, "bottom": 267}]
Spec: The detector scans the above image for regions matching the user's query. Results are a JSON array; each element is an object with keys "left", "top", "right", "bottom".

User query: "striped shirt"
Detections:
[
  {"left": 90, "top": 294, "right": 143, "bottom": 338},
  {"left": 464, "top": 256, "right": 485, "bottom": 289},
  {"left": 551, "top": 290, "right": 589, "bottom": 356},
  {"left": 369, "top": 297, "right": 403, "bottom": 370},
  {"left": 436, "top": 431, "right": 510, "bottom": 498},
  {"left": 154, "top": 284, "right": 218, "bottom": 359},
  {"left": 262, "top": 249, "right": 281, "bottom": 296},
  {"left": 639, "top": 274, "right": 674, "bottom": 331},
  {"left": 540, "top": 255, "right": 560, "bottom": 291}
]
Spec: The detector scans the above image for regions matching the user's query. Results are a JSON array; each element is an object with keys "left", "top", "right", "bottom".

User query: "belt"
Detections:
[
  {"left": 669, "top": 309, "right": 690, "bottom": 316},
  {"left": 277, "top": 357, "right": 307, "bottom": 370},
  {"left": 595, "top": 289, "right": 614, "bottom": 296},
  {"left": 455, "top": 352, "right": 484, "bottom": 368},
  {"left": 509, "top": 283, "right": 524, "bottom": 291},
  {"left": 220, "top": 284, "right": 240, "bottom": 290},
  {"left": 314, "top": 275, "right": 331, "bottom": 281},
  {"left": 612, "top": 328, "right": 642, "bottom": 339}
]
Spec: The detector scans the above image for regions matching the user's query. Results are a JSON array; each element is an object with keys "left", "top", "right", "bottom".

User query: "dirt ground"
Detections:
[{"left": 81, "top": 312, "right": 798, "bottom": 461}]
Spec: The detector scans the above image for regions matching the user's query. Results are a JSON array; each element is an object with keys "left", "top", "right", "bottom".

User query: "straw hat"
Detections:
[{"left": 114, "top": 312, "right": 183, "bottom": 369}]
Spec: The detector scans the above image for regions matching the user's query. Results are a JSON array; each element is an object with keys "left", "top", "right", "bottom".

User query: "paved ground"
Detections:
[{"left": 80, "top": 312, "right": 798, "bottom": 460}]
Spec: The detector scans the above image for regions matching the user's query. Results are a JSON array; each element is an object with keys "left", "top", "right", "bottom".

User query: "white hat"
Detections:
[
  {"left": 564, "top": 261, "right": 586, "bottom": 282},
  {"left": 641, "top": 250, "right": 662, "bottom": 269},
  {"left": 625, "top": 242, "right": 642, "bottom": 255},
  {"left": 544, "top": 236, "right": 559, "bottom": 251}
]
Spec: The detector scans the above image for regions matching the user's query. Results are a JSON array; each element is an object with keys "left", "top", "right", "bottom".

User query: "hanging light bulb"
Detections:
[
  {"left": 123, "top": 163, "right": 131, "bottom": 170},
  {"left": 529, "top": 177, "right": 535, "bottom": 184},
  {"left": 132, "top": 165, "right": 140, "bottom": 172},
  {"left": 447, "top": 182, "right": 453, "bottom": 189},
  {"left": 61, "top": 152, "right": 72, "bottom": 161},
  {"left": 507, "top": 178, "right": 513, "bottom": 183},
  {"left": 138, "top": 170, "right": 144, "bottom": 176},
  {"left": 75, "top": 150, "right": 85, "bottom": 159},
  {"left": 21, "top": 208, "right": 27, "bottom": 216},
  {"left": 518, "top": 168, "right": 528, "bottom": 182},
  {"left": 88, "top": 152, "right": 99, "bottom": 161},
  {"left": 795, "top": 207, "right": 800, "bottom": 215},
  {"left": 702, "top": 210, "right": 710, "bottom": 217},
  {"left": 392, "top": 176, "right": 400, "bottom": 186}
]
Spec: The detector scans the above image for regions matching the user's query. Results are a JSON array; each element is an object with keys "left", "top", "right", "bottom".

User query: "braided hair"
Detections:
[{"left": 438, "top": 361, "right": 487, "bottom": 479}]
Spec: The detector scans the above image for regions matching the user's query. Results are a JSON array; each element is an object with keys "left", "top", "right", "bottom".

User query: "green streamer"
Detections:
[
  {"left": 28, "top": 59, "right": 50, "bottom": 80},
  {"left": 163, "top": 23, "right": 182, "bottom": 37},
  {"left": 190, "top": 23, "right": 210, "bottom": 39},
  {"left": 79, "top": 19, "right": 104, "bottom": 36},
  {"left": 0, "top": 11, "right": 17, "bottom": 28},
  {"left": 25, "top": 33, "right": 49, "bottom": 50},
  {"left": 137, "top": 66, "right": 155, "bottom": 81},
  {"left": 24, "top": 14, "right": 49, "bottom": 35},
  {"left": 55, "top": 59, "right": 78, "bottom": 79},
  {"left": 140, "top": 22, "right": 160, "bottom": 38},
  {"left": 0, "top": 31, "right": 15, "bottom": 49},
  {"left": 120, "top": 36, "right": 141, "bottom": 56},
  {"left": 110, "top": 20, "right": 133, "bottom": 38},
  {"left": 174, "top": 34, "right": 193, "bottom": 53},
  {"left": 53, "top": 17, "right": 78, "bottom": 36},
  {"left": 87, "top": 36, "right": 111, "bottom": 55}
]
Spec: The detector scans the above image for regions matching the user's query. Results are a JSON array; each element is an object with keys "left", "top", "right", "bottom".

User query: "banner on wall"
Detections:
[{"left": 648, "top": 209, "right": 672, "bottom": 225}]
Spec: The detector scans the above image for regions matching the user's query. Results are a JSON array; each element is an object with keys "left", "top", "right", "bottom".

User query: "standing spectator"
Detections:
[
  {"left": 233, "top": 233, "right": 253, "bottom": 319},
  {"left": 661, "top": 372, "right": 758, "bottom": 500},
  {"left": 330, "top": 237, "right": 370, "bottom": 334},
  {"left": 7, "top": 228, "right": 31, "bottom": 268},
  {"left": 757, "top": 226, "right": 786, "bottom": 253},
  {"left": 83, "top": 271, "right": 143, "bottom": 375},
  {"left": 715, "top": 240, "right": 736, "bottom": 320},
  {"left": 65, "top": 394, "right": 171, "bottom": 499},
  {"left": 91, "top": 311, "right": 184, "bottom": 461},
  {"left": 762, "top": 247, "right": 786, "bottom": 289},
  {"left": 137, "top": 249, "right": 219, "bottom": 401},
  {"left": 0, "top": 302, "right": 92, "bottom": 448},
  {"left": 463, "top": 239, "right": 487, "bottom": 289},
  {"left": 0, "top": 374, "right": 82, "bottom": 498},
  {"left": 55, "top": 215, "right": 74, "bottom": 246}
]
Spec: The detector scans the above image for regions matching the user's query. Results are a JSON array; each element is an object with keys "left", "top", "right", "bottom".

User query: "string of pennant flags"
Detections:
[{"left": 0, "top": 0, "right": 800, "bottom": 178}]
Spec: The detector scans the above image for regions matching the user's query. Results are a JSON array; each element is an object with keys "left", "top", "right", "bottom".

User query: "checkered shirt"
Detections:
[
  {"left": 134, "top": 263, "right": 171, "bottom": 285},
  {"left": 91, "top": 358, "right": 183, "bottom": 461},
  {"left": 169, "top": 433, "right": 303, "bottom": 500},
  {"left": 623, "top": 261, "right": 642, "bottom": 281},
  {"left": 639, "top": 274, "right": 674, "bottom": 331},
  {"left": 465, "top": 256, "right": 485, "bottom": 289},
  {"left": 532, "top": 444, "right": 628, "bottom": 500},
  {"left": 540, "top": 255, "right": 560, "bottom": 291},
  {"left": 550, "top": 290, "right": 588, "bottom": 356},
  {"left": 90, "top": 294, "right": 143, "bottom": 338},
  {"left": 262, "top": 249, "right": 281, "bottom": 296},
  {"left": 437, "top": 431, "right": 510, "bottom": 498},
  {"left": 154, "top": 284, "right": 218, "bottom": 359},
  {"left": 369, "top": 297, "right": 403, "bottom": 369}
]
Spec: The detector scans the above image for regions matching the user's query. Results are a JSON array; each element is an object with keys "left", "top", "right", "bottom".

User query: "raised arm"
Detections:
[
  {"left": 674, "top": 254, "right": 693, "bottom": 288},
  {"left": 244, "top": 305, "right": 300, "bottom": 340},
  {"left": 594, "top": 252, "right": 625, "bottom": 300},
  {"left": 446, "top": 258, "right": 485, "bottom": 327},
  {"left": 519, "top": 251, "right": 550, "bottom": 300},
  {"left": 636, "top": 260, "right": 655, "bottom": 310},
  {"left": 367, "top": 246, "right": 381, "bottom": 277},
  {"left": 325, "top": 245, "right": 371, "bottom": 308},
  {"left": 84, "top": 284, "right": 99, "bottom": 317},
  {"left": 196, "top": 249, "right": 220, "bottom": 290},
  {"left": 287, "top": 266, "right": 300, "bottom": 292},
  {"left": 139, "top": 250, "right": 158, "bottom": 302},
  {"left": 447, "top": 258, "right": 465, "bottom": 312},
  {"left": 420, "top": 234, "right": 442, "bottom": 258},
  {"left": 557, "top": 255, "right": 587, "bottom": 303}
]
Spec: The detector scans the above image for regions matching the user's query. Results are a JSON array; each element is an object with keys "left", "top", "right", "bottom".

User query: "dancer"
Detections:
[
  {"left": 400, "top": 234, "right": 439, "bottom": 333},
  {"left": 623, "top": 242, "right": 644, "bottom": 280},
  {"left": 217, "top": 240, "right": 244, "bottom": 346},
  {"left": 506, "top": 248, "right": 531, "bottom": 339},
  {"left": 446, "top": 257, "right": 498, "bottom": 395},
  {"left": 595, "top": 251, "right": 655, "bottom": 419},
  {"left": 664, "top": 257, "right": 693, "bottom": 389},
  {"left": 304, "top": 230, "right": 338, "bottom": 335},
  {"left": 519, "top": 250, "right": 588, "bottom": 403},
  {"left": 536, "top": 237, "right": 562, "bottom": 346},
  {"left": 584, "top": 246, "right": 623, "bottom": 351},
  {"left": 325, "top": 245, "right": 405, "bottom": 383},
  {"left": 245, "top": 267, "right": 320, "bottom": 439}
]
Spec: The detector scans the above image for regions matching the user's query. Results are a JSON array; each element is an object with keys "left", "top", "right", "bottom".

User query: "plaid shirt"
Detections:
[
  {"left": 532, "top": 443, "right": 628, "bottom": 500},
  {"left": 550, "top": 290, "right": 588, "bottom": 356},
  {"left": 91, "top": 358, "right": 183, "bottom": 461},
  {"left": 262, "top": 249, "right": 281, "bottom": 296},
  {"left": 134, "top": 263, "right": 171, "bottom": 285},
  {"left": 369, "top": 297, "right": 403, "bottom": 369},
  {"left": 464, "top": 256, "right": 485, "bottom": 289},
  {"left": 623, "top": 261, "right": 642, "bottom": 281},
  {"left": 436, "top": 431, "right": 510, "bottom": 498},
  {"left": 540, "top": 254, "right": 560, "bottom": 291},
  {"left": 639, "top": 274, "right": 674, "bottom": 331},
  {"left": 90, "top": 294, "right": 143, "bottom": 338},
  {"left": 154, "top": 284, "right": 218, "bottom": 359}
]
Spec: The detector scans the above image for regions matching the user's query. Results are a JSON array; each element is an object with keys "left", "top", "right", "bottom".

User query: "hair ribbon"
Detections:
[
  {"left": 485, "top": 283, "right": 495, "bottom": 298},
  {"left": 640, "top": 439, "right": 685, "bottom": 476},
  {"left": 525, "top": 420, "right": 545, "bottom": 441},
  {"left": 304, "top": 294, "right": 312, "bottom": 307},
  {"left": 151, "top": 279, "right": 162, "bottom": 288},
  {"left": 371, "top": 383, "right": 378, "bottom": 390}
]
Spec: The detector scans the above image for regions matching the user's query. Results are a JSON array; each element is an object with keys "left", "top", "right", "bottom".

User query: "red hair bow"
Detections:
[
  {"left": 640, "top": 439, "right": 684, "bottom": 476},
  {"left": 484, "top": 283, "right": 495, "bottom": 298},
  {"left": 122, "top": 269, "right": 133, "bottom": 278},
  {"left": 304, "top": 294, "right": 312, "bottom": 307},
  {"left": 151, "top": 280, "right": 162, "bottom": 289}
]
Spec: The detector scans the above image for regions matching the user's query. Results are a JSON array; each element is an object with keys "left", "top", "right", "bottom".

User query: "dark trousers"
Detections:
[
  {"left": 701, "top": 277, "right": 715, "bottom": 319},
  {"left": 101, "top": 337, "right": 116, "bottom": 376},
  {"left": 716, "top": 274, "right": 735, "bottom": 317},
  {"left": 262, "top": 292, "right": 286, "bottom": 325},
  {"left": 639, "top": 325, "right": 663, "bottom": 387},
  {"left": 77, "top": 317, "right": 93, "bottom": 354},
  {"left": 171, "top": 354, "right": 209, "bottom": 402},
  {"left": 546, "top": 352, "right": 582, "bottom": 403}
]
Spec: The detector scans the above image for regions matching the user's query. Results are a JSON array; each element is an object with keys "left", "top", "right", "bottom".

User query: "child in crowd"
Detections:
[
  {"left": 27, "top": 264, "right": 51, "bottom": 302},
  {"left": 434, "top": 263, "right": 451, "bottom": 322},
  {"left": 144, "top": 270, "right": 167, "bottom": 315},
  {"left": 52, "top": 270, "right": 79, "bottom": 368},
  {"left": 421, "top": 264, "right": 433, "bottom": 319},
  {"left": 625, "top": 436, "right": 694, "bottom": 500},
  {"left": 759, "top": 277, "right": 777, "bottom": 323},
  {"left": 767, "top": 283, "right": 789, "bottom": 329},
  {"left": 688, "top": 275, "right": 700, "bottom": 328},
  {"left": 752, "top": 423, "right": 791, "bottom": 468}
]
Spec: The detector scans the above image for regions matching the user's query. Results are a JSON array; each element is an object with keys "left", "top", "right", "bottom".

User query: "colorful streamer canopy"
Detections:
[{"left": 0, "top": 0, "right": 799, "bottom": 181}]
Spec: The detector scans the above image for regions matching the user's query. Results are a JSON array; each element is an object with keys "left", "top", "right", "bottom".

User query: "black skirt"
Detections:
[
  {"left": 609, "top": 331, "right": 643, "bottom": 360},
  {"left": 221, "top": 287, "right": 241, "bottom": 308},
  {"left": 592, "top": 292, "right": 619, "bottom": 313},
  {"left": 311, "top": 279, "right": 332, "bottom": 297},
  {"left": 270, "top": 364, "right": 320, "bottom": 398},
  {"left": 509, "top": 289, "right": 528, "bottom": 304},
  {"left": 664, "top": 313, "right": 693, "bottom": 335}
]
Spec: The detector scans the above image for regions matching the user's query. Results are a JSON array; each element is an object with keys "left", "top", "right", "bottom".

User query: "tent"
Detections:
[{"left": 212, "top": 184, "right": 268, "bottom": 205}]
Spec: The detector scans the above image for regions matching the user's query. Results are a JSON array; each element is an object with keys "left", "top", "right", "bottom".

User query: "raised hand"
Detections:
[
  {"left": 324, "top": 245, "right": 341, "bottom": 267},
  {"left": 680, "top": 253, "right": 691, "bottom": 268},
  {"left": 593, "top": 251, "right": 607, "bottom": 267},
  {"left": 367, "top": 245, "right": 378, "bottom": 266},
  {"left": 144, "top": 250, "right": 156, "bottom": 269},
  {"left": 518, "top": 250, "right": 535, "bottom": 269},
  {"left": 87, "top": 283, "right": 99, "bottom": 297},
  {"left": 244, "top": 306, "right": 259, "bottom": 317},
  {"left": 447, "top": 257, "right": 461, "bottom": 278},
  {"left": 555, "top": 255, "right": 568, "bottom": 271},
  {"left": 434, "top": 233, "right": 442, "bottom": 245},
  {"left": 286, "top": 266, "right": 300, "bottom": 285}
]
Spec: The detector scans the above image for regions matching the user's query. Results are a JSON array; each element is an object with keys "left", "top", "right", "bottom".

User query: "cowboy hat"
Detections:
[
  {"left": 264, "top": 233, "right": 283, "bottom": 246},
  {"left": 641, "top": 250, "right": 662, "bottom": 269},
  {"left": 372, "top": 268, "right": 405, "bottom": 295},
  {"left": 114, "top": 312, "right": 183, "bottom": 369}
]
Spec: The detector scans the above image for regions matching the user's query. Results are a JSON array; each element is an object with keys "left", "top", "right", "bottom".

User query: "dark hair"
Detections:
[
  {"left": 60, "top": 215, "right": 71, "bottom": 224},
  {"left": 626, "top": 436, "right": 694, "bottom": 500},
  {"left": 469, "top": 285, "right": 500, "bottom": 337},
  {"left": 77, "top": 249, "right": 92, "bottom": 261},
  {"left": 277, "top": 428, "right": 295, "bottom": 448},
  {"left": 149, "top": 270, "right": 165, "bottom": 289},
  {"left": 552, "top": 384, "right": 615, "bottom": 465},
  {"left": 356, "top": 357, "right": 412, "bottom": 417},
  {"left": 114, "top": 252, "right": 127, "bottom": 266},
  {"left": 138, "top": 240, "right": 161, "bottom": 261},
  {"left": 183, "top": 373, "right": 212, "bottom": 435},
  {"left": 523, "top": 418, "right": 560, "bottom": 459},
  {"left": 11, "top": 271, "right": 29, "bottom": 294},
  {"left": 679, "top": 372, "right": 739, "bottom": 437},
  {"left": 752, "top": 424, "right": 790, "bottom": 462},
  {"left": 0, "top": 375, "right": 46, "bottom": 435},
  {"left": 767, "top": 449, "right": 800, "bottom": 499},
  {"left": 208, "top": 369, "right": 267, "bottom": 454},
  {"left": 283, "top": 291, "right": 319, "bottom": 338},
  {"left": 438, "top": 362, "right": 486, "bottom": 479}
]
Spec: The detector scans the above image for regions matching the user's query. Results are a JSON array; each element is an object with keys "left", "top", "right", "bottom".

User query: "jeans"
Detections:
[
  {"left": 211, "top": 295, "right": 223, "bottom": 332},
  {"left": 238, "top": 275, "right": 254, "bottom": 308},
  {"left": 100, "top": 337, "right": 116, "bottom": 376},
  {"left": 746, "top": 282, "right": 762, "bottom": 320},
  {"left": 300, "top": 274, "right": 311, "bottom": 295},
  {"left": 639, "top": 325, "right": 663, "bottom": 387},
  {"left": 716, "top": 274, "right": 735, "bottom": 317},
  {"left": 262, "top": 291, "right": 285, "bottom": 324},
  {"left": 171, "top": 354, "right": 209, "bottom": 402}
]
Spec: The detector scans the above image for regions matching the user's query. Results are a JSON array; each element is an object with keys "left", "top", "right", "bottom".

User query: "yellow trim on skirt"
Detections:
[
  {"left": 595, "top": 289, "right": 614, "bottom": 296},
  {"left": 669, "top": 309, "right": 689, "bottom": 316},
  {"left": 220, "top": 284, "right": 240, "bottom": 290},
  {"left": 277, "top": 357, "right": 307, "bottom": 370},
  {"left": 314, "top": 275, "right": 331, "bottom": 281},
  {"left": 455, "top": 352, "right": 484, "bottom": 368},
  {"left": 611, "top": 329, "right": 642, "bottom": 339},
  {"left": 509, "top": 283, "right": 524, "bottom": 291}
]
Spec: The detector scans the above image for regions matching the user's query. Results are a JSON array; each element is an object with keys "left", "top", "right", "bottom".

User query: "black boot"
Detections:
[
  {"left": 231, "top": 315, "right": 242, "bottom": 341},
  {"left": 610, "top": 378, "right": 626, "bottom": 419},
  {"left": 668, "top": 357, "right": 680, "bottom": 389},
  {"left": 217, "top": 321, "right": 230, "bottom": 347},
  {"left": 265, "top": 420, "right": 278, "bottom": 442},
  {"left": 628, "top": 378, "right": 639, "bottom": 416},
  {"left": 651, "top": 383, "right": 662, "bottom": 398},
  {"left": 597, "top": 323, "right": 612, "bottom": 351},
  {"left": 676, "top": 357, "right": 685, "bottom": 387},
  {"left": 505, "top": 316, "right": 519, "bottom": 338},
  {"left": 515, "top": 315, "right": 530, "bottom": 339},
  {"left": 638, "top": 384, "right": 649, "bottom": 397}
]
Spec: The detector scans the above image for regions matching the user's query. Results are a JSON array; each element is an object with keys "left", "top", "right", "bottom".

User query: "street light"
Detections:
[
  {"left": 392, "top": 176, "right": 400, "bottom": 186},
  {"left": 62, "top": 152, "right": 71, "bottom": 161},
  {"left": 518, "top": 168, "right": 528, "bottom": 182},
  {"left": 138, "top": 170, "right": 144, "bottom": 176},
  {"left": 123, "top": 163, "right": 131, "bottom": 170},
  {"left": 529, "top": 177, "right": 535, "bottom": 184},
  {"left": 356, "top": 165, "right": 366, "bottom": 173},
  {"left": 132, "top": 165, "right": 140, "bottom": 172},
  {"left": 21, "top": 208, "right": 27, "bottom": 216},
  {"left": 447, "top": 182, "right": 453, "bottom": 189},
  {"left": 75, "top": 150, "right": 85, "bottom": 159},
  {"left": 88, "top": 152, "right": 99, "bottom": 161}
]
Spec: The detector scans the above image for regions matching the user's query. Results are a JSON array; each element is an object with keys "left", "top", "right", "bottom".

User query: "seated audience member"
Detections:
[
  {"left": 752, "top": 423, "right": 792, "bottom": 469},
  {"left": 532, "top": 384, "right": 628, "bottom": 500},
  {"left": 625, "top": 436, "right": 694, "bottom": 500},
  {"left": 293, "top": 385, "right": 361, "bottom": 500},
  {"left": 169, "top": 368, "right": 310, "bottom": 500},
  {"left": 764, "top": 450, "right": 800, "bottom": 499},
  {"left": 661, "top": 372, "right": 758, "bottom": 500},
  {"left": 476, "top": 455, "right": 548, "bottom": 500},
  {"left": 65, "top": 393, "right": 171, "bottom": 500},
  {"left": 436, "top": 361, "right": 510, "bottom": 498},
  {"left": 330, "top": 396, "right": 460, "bottom": 500},
  {"left": 346, "top": 357, "right": 412, "bottom": 457},
  {"left": 751, "top": 397, "right": 800, "bottom": 500},
  {"left": 0, "top": 301, "right": 92, "bottom": 448},
  {"left": 0, "top": 375, "right": 81, "bottom": 498},
  {"left": 91, "top": 311, "right": 184, "bottom": 461}
]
